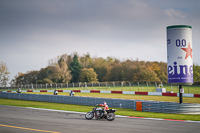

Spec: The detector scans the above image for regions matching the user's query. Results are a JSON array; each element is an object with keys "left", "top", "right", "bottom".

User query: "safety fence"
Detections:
[
  {"left": 0, "top": 82, "right": 162, "bottom": 90},
  {"left": 1, "top": 82, "right": 200, "bottom": 94},
  {"left": 0, "top": 92, "right": 200, "bottom": 114},
  {"left": 1, "top": 90, "right": 200, "bottom": 98}
]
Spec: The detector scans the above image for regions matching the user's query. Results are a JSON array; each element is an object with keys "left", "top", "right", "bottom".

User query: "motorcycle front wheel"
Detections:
[
  {"left": 85, "top": 112, "right": 94, "bottom": 120},
  {"left": 106, "top": 113, "right": 115, "bottom": 121}
]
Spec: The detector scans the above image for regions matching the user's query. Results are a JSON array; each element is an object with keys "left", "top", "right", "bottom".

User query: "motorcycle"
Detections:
[{"left": 85, "top": 105, "right": 117, "bottom": 121}]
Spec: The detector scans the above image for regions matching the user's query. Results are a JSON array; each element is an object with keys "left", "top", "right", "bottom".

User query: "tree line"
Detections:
[{"left": 1, "top": 52, "right": 200, "bottom": 87}]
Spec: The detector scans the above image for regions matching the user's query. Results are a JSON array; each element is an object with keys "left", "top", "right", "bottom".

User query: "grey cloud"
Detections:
[{"left": 0, "top": 0, "right": 200, "bottom": 79}]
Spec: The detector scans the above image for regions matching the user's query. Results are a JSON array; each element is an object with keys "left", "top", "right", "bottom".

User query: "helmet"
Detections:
[{"left": 103, "top": 101, "right": 107, "bottom": 106}]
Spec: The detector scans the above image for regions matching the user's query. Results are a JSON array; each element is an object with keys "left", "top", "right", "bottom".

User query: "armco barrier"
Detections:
[
  {"left": 0, "top": 92, "right": 137, "bottom": 110},
  {"left": 0, "top": 92, "right": 200, "bottom": 114},
  {"left": 142, "top": 102, "right": 200, "bottom": 114}
]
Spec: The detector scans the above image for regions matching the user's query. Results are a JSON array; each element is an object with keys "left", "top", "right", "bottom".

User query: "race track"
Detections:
[{"left": 0, "top": 105, "right": 199, "bottom": 133}]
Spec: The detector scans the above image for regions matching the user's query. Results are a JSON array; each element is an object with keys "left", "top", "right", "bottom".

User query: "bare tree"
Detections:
[{"left": 0, "top": 61, "right": 10, "bottom": 87}]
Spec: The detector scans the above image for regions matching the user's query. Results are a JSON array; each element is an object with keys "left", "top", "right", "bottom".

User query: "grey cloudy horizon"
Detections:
[{"left": 0, "top": 0, "right": 200, "bottom": 80}]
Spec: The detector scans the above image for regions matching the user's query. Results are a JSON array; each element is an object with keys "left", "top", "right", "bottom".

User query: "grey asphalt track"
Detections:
[{"left": 0, "top": 105, "right": 199, "bottom": 133}]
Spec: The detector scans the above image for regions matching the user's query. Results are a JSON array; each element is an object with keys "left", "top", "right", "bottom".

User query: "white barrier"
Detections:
[
  {"left": 122, "top": 91, "right": 135, "bottom": 95},
  {"left": 148, "top": 92, "right": 162, "bottom": 96},
  {"left": 81, "top": 90, "right": 90, "bottom": 93},
  {"left": 100, "top": 91, "right": 111, "bottom": 93}
]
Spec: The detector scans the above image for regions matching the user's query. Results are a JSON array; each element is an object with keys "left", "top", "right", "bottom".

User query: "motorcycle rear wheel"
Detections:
[{"left": 85, "top": 112, "right": 94, "bottom": 120}]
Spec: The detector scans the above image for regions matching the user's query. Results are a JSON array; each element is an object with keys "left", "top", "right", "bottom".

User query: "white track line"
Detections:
[
  {"left": 25, "top": 107, "right": 200, "bottom": 123},
  {"left": 26, "top": 107, "right": 86, "bottom": 114}
]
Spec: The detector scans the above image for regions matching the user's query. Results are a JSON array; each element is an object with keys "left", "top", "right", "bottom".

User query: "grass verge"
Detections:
[{"left": 0, "top": 98, "right": 200, "bottom": 121}]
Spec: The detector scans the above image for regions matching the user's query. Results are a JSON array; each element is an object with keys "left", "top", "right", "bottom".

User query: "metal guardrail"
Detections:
[
  {"left": 0, "top": 92, "right": 137, "bottom": 109},
  {"left": 142, "top": 102, "right": 200, "bottom": 114},
  {"left": 0, "top": 92, "right": 200, "bottom": 114}
]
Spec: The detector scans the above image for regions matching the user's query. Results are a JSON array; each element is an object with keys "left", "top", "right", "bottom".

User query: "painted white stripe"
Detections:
[
  {"left": 81, "top": 90, "right": 90, "bottom": 93},
  {"left": 122, "top": 91, "right": 135, "bottom": 95},
  {"left": 100, "top": 91, "right": 111, "bottom": 93},
  {"left": 33, "top": 90, "right": 40, "bottom": 92},
  {"left": 25, "top": 107, "right": 200, "bottom": 123},
  {"left": 148, "top": 92, "right": 162, "bottom": 96},
  {"left": 143, "top": 118, "right": 164, "bottom": 120},
  {"left": 26, "top": 107, "right": 86, "bottom": 114},
  {"left": 185, "top": 120, "right": 200, "bottom": 123},
  {"left": 1, "top": 105, "right": 199, "bottom": 123},
  {"left": 47, "top": 90, "right": 54, "bottom": 92},
  {"left": 115, "top": 115, "right": 128, "bottom": 118}
]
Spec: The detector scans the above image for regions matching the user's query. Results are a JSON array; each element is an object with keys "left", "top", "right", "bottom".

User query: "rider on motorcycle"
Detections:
[
  {"left": 99, "top": 101, "right": 109, "bottom": 110},
  {"left": 85, "top": 101, "right": 116, "bottom": 121},
  {"left": 97, "top": 102, "right": 109, "bottom": 117}
]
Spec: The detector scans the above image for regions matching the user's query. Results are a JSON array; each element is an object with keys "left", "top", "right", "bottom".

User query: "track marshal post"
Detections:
[{"left": 167, "top": 25, "right": 193, "bottom": 104}]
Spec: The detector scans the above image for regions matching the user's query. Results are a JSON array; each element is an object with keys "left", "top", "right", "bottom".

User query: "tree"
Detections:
[
  {"left": 69, "top": 55, "right": 82, "bottom": 82},
  {"left": 9, "top": 78, "right": 16, "bottom": 87},
  {"left": 78, "top": 68, "right": 98, "bottom": 82},
  {"left": 13, "top": 52, "right": 193, "bottom": 84},
  {"left": 91, "top": 57, "right": 108, "bottom": 82},
  {"left": 15, "top": 72, "right": 25, "bottom": 85},
  {"left": 80, "top": 53, "right": 92, "bottom": 68},
  {"left": 15, "top": 71, "right": 39, "bottom": 85},
  {"left": 38, "top": 68, "right": 48, "bottom": 81},
  {"left": 194, "top": 65, "right": 200, "bottom": 83},
  {"left": 46, "top": 66, "right": 60, "bottom": 83},
  {"left": 121, "top": 60, "right": 138, "bottom": 81},
  {"left": 107, "top": 63, "right": 122, "bottom": 81},
  {"left": 134, "top": 66, "right": 160, "bottom": 83},
  {"left": 57, "top": 61, "right": 72, "bottom": 83},
  {"left": 42, "top": 78, "right": 53, "bottom": 84},
  {"left": 0, "top": 61, "right": 10, "bottom": 87}
]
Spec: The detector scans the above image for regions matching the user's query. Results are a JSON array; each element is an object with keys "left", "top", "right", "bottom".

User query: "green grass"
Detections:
[
  {"left": 23, "top": 92, "right": 200, "bottom": 104},
  {"left": 0, "top": 98, "right": 200, "bottom": 121}
]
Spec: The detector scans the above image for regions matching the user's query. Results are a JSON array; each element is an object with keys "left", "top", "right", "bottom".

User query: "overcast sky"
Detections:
[{"left": 0, "top": 0, "right": 200, "bottom": 80}]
